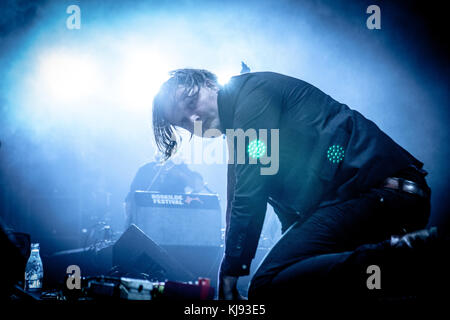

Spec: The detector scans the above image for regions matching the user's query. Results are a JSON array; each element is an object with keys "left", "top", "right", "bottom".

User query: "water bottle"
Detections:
[{"left": 25, "top": 243, "right": 43, "bottom": 292}]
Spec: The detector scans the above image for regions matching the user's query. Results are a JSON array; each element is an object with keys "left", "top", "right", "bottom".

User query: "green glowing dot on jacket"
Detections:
[
  {"left": 248, "top": 139, "right": 266, "bottom": 159},
  {"left": 327, "top": 145, "right": 345, "bottom": 163}
]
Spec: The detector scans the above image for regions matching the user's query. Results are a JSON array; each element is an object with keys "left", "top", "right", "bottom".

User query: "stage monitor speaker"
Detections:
[
  {"left": 0, "top": 223, "right": 28, "bottom": 298},
  {"left": 45, "top": 244, "right": 113, "bottom": 289},
  {"left": 113, "top": 224, "right": 194, "bottom": 282},
  {"left": 162, "top": 245, "right": 224, "bottom": 289}
]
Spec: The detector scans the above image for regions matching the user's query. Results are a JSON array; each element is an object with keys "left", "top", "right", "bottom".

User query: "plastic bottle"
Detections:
[{"left": 24, "top": 243, "right": 43, "bottom": 292}]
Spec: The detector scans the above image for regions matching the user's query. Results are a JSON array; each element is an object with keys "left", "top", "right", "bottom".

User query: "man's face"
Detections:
[{"left": 164, "top": 85, "right": 221, "bottom": 137}]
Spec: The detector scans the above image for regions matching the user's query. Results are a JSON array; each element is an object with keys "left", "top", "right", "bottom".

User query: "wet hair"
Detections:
[{"left": 152, "top": 68, "right": 218, "bottom": 160}]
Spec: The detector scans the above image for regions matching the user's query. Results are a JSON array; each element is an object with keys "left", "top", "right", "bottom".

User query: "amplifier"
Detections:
[{"left": 132, "top": 191, "right": 222, "bottom": 246}]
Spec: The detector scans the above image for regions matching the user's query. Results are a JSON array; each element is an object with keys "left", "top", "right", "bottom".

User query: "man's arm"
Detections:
[{"left": 219, "top": 75, "right": 283, "bottom": 298}]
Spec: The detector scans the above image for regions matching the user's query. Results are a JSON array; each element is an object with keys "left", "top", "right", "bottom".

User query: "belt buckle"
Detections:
[
  {"left": 398, "top": 177, "right": 425, "bottom": 198},
  {"left": 384, "top": 177, "right": 427, "bottom": 198}
]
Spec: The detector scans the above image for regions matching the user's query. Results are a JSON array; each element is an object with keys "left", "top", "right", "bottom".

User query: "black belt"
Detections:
[{"left": 383, "top": 177, "right": 429, "bottom": 198}]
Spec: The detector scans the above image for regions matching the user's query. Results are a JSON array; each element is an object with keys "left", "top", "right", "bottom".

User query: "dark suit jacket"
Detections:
[{"left": 218, "top": 72, "right": 423, "bottom": 276}]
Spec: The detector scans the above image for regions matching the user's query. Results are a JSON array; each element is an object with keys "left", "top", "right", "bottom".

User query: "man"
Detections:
[{"left": 152, "top": 69, "right": 432, "bottom": 300}]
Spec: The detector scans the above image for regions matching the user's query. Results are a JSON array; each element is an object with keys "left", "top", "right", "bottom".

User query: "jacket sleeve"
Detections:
[
  {"left": 220, "top": 77, "right": 283, "bottom": 276},
  {"left": 225, "top": 163, "right": 235, "bottom": 237}
]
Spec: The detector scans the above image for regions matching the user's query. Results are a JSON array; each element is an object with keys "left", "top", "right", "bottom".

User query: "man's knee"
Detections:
[
  {"left": 247, "top": 272, "right": 274, "bottom": 299},
  {"left": 248, "top": 270, "right": 304, "bottom": 300}
]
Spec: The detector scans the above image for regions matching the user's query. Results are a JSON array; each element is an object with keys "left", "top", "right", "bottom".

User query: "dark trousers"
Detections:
[{"left": 248, "top": 170, "right": 431, "bottom": 300}]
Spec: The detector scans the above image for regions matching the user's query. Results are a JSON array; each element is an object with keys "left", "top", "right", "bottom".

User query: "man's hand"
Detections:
[{"left": 218, "top": 274, "right": 247, "bottom": 300}]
